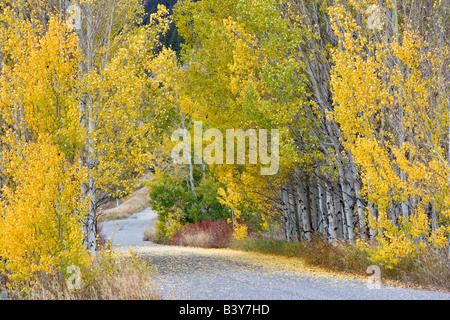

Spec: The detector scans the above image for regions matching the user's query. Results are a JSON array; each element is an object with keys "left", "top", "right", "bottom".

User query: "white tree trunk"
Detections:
[
  {"left": 368, "top": 202, "right": 377, "bottom": 240},
  {"left": 317, "top": 177, "right": 328, "bottom": 236},
  {"left": 326, "top": 182, "right": 337, "bottom": 242},
  {"left": 281, "top": 184, "right": 292, "bottom": 240},
  {"left": 338, "top": 164, "right": 355, "bottom": 242},
  {"left": 308, "top": 177, "right": 320, "bottom": 234},
  {"left": 79, "top": 3, "right": 97, "bottom": 253},
  {"left": 297, "top": 181, "right": 312, "bottom": 241},
  {"left": 354, "top": 177, "right": 367, "bottom": 240}
]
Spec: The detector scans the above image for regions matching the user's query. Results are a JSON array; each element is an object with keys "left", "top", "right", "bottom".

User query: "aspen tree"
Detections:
[
  {"left": 0, "top": 14, "right": 91, "bottom": 284},
  {"left": 0, "top": 1, "right": 171, "bottom": 284},
  {"left": 330, "top": 0, "right": 450, "bottom": 266}
]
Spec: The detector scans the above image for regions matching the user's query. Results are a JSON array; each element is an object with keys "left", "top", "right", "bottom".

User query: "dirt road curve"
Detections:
[{"left": 101, "top": 208, "right": 450, "bottom": 300}]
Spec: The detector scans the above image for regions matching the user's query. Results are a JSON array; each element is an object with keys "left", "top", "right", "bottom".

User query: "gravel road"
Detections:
[
  {"left": 100, "top": 208, "right": 450, "bottom": 300},
  {"left": 101, "top": 207, "right": 157, "bottom": 247}
]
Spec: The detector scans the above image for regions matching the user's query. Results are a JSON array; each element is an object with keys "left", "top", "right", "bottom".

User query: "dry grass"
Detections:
[
  {"left": 99, "top": 187, "right": 150, "bottom": 222},
  {"left": 231, "top": 236, "right": 450, "bottom": 292},
  {"left": 143, "top": 225, "right": 157, "bottom": 242},
  {"left": 169, "top": 220, "right": 234, "bottom": 249},
  {"left": 230, "top": 236, "right": 370, "bottom": 277},
  {"left": 383, "top": 248, "right": 450, "bottom": 291},
  {"left": 179, "top": 231, "right": 214, "bottom": 248},
  {"left": 3, "top": 250, "right": 161, "bottom": 300}
]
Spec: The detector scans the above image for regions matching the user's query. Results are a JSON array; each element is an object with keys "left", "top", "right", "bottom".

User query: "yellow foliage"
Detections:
[
  {"left": 0, "top": 137, "right": 91, "bottom": 284},
  {"left": 0, "top": 14, "right": 93, "bottom": 285},
  {"left": 330, "top": 0, "right": 450, "bottom": 266},
  {"left": 233, "top": 223, "right": 249, "bottom": 241}
]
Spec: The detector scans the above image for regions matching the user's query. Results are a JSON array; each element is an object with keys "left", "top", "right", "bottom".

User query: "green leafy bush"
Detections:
[{"left": 148, "top": 172, "right": 231, "bottom": 242}]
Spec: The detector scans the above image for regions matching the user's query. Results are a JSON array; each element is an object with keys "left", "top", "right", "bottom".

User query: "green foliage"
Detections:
[
  {"left": 187, "top": 178, "right": 232, "bottom": 222},
  {"left": 150, "top": 176, "right": 231, "bottom": 223},
  {"left": 148, "top": 170, "right": 232, "bottom": 242}
]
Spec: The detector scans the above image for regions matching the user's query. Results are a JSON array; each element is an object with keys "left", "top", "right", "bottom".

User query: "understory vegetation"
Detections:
[
  {"left": 154, "top": 222, "right": 450, "bottom": 291},
  {"left": 1, "top": 248, "right": 160, "bottom": 300},
  {"left": 231, "top": 236, "right": 450, "bottom": 291}
]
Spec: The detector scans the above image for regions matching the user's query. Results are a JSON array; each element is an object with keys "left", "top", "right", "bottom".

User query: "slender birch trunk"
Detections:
[
  {"left": 354, "top": 177, "right": 367, "bottom": 240},
  {"left": 338, "top": 163, "right": 355, "bottom": 242},
  {"left": 83, "top": 4, "right": 98, "bottom": 253},
  {"left": 281, "top": 184, "right": 292, "bottom": 240},
  {"left": 317, "top": 176, "right": 328, "bottom": 236},
  {"left": 309, "top": 176, "right": 319, "bottom": 234},
  {"left": 297, "top": 180, "right": 312, "bottom": 241},
  {"left": 180, "top": 115, "right": 196, "bottom": 197},
  {"left": 368, "top": 202, "right": 377, "bottom": 240},
  {"left": 289, "top": 186, "right": 301, "bottom": 241},
  {"left": 326, "top": 181, "right": 338, "bottom": 242}
]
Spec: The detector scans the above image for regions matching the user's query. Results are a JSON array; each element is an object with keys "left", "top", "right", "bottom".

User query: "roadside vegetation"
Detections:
[
  {"left": 230, "top": 236, "right": 450, "bottom": 292},
  {"left": 1, "top": 247, "right": 160, "bottom": 300},
  {"left": 149, "top": 221, "right": 450, "bottom": 292}
]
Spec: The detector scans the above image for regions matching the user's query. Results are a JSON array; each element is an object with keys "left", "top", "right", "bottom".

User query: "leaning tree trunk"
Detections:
[
  {"left": 308, "top": 176, "right": 320, "bottom": 234},
  {"left": 354, "top": 176, "right": 367, "bottom": 240}
]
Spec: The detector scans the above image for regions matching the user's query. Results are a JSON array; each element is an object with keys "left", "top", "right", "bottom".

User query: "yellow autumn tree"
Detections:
[
  {"left": 0, "top": 15, "right": 91, "bottom": 284},
  {"left": 330, "top": 0, "right": 450, "bottom": 266},
  {"left": 75, "top": 1, "right": 170, "bottom": 251},
  {"left": 0, "top": 137, "right": 90, "bottom": 284},
  {"left": 174, "top": 0, "right": 318, "bottom": 239},
  {"left": 0, "top": 2, "right": 171, "bottom": 284}
]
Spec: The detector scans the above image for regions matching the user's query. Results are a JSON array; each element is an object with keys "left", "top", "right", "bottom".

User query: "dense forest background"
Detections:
[{"left": 145, "top": 0, "right": 184, "bottom": 56}]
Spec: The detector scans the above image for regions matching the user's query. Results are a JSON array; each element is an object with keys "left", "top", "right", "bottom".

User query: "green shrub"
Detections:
[{"left": 148, "top": 171, "right": 232, "bottom": 242}]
